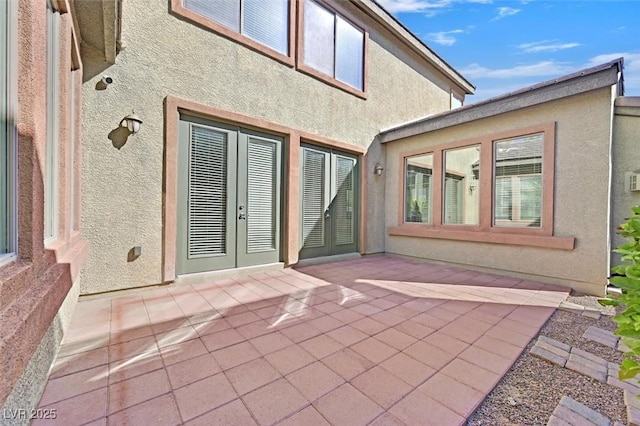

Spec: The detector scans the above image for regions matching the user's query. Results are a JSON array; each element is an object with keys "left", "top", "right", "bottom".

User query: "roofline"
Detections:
[
  {"left": 354, "top": 0, "right": 475, "bottom": 95},
  {"left": 380, "top": 58, "right": 624, "bottom": 143}
]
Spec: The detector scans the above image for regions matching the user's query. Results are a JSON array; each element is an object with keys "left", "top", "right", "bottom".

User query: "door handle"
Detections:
[
  {"left": 325, "top": 209, "right": 331, "bottom": 219},
  {"left": 239, "top": 205, "right": 246, "bottom": 220}
]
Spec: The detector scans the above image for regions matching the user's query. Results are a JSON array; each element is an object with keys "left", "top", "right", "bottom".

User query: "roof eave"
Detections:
[
  {"left": 355, "top": 0, "right": 475, "bottom": 95},
  {"left": 380, "top": 59, "right": 623, "bottom": 143}
]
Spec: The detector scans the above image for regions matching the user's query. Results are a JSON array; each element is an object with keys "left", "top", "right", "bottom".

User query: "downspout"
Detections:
[
  {"left": 605, "top": 66, "right": 623, "bottom": 297},
  {"left": 115, "top": 0, "right": 123, "bottom": 53}
]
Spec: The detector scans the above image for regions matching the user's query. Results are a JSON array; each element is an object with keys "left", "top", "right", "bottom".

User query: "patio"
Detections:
[{"left": 34, "top": 255, "right": 568, "bottom": 425}]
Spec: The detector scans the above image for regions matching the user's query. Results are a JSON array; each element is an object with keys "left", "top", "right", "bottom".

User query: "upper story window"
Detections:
[
  {"left": 301, "top": 0, "right": 365, "bottom": 92},
  {"left": 183, "top": 0, "right": 289, "bottom": 55}
]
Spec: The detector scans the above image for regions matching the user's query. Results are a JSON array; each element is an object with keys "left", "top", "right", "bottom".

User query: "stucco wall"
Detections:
[
  {"left": 612, "top": 97, "right": 640, "bottom": 264},
  {"left": 79, "top": 0, "right": 460, "bottom": 293},
  {"left": 0, "top": 280, "right": 80, "bottom": 425},
  {"left": 384, "top": 87, "right": 615, "bottom": 295},
  {"left": 0, "top": 0, "right": 87, "bottom": 409}
]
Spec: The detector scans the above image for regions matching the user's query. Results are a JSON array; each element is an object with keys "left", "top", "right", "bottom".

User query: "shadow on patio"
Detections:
[{"left": 33, "top": 255, "right": 568, "bottom": 425}]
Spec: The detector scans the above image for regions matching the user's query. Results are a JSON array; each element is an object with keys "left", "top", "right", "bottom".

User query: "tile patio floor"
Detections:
[{"left": 34, "top": 256, "right": 569, "bottom": 426}]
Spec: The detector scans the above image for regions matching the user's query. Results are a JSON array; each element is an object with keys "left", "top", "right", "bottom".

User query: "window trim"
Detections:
[
  {"left": 45, "top": 1, "right": 60, "bottom": 244},
  {"left": 163, "top": 95, "right": 367, "bottom": 281},
  {"left": 170, "top": 0, "right": 296, "bottom": 68},
  {"left": 296, "top": 0, "right": 368, "bottom": 99},
  {"left": 0, "top": 0, "right": 17, "bottom": 267},
  {"left": 389, "top": 122, "right": 575, "bottom": 250}
]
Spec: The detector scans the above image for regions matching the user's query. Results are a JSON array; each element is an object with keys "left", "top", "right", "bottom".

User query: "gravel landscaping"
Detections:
[{"left": 467, "top": 295, "right": 627, "bottom": 425}]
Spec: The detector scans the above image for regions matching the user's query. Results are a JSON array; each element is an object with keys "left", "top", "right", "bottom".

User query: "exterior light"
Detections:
[
  {"left": 120, "top": 111, "right": 143, "bottom": 134},
  {"left": 469, "top": 177, "right": 478, "bottom": 194},
  {"left": 374, "top": 163, "right": 384, "bottom": 176}
]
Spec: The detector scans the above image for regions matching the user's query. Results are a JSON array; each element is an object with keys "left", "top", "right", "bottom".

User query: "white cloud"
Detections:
[
  {"left": 376, "top": 0, "right": 451, "bottom": 13},
  {"left": 460, "top": 52, "right": 640, "bottom": 101},
  {"left": 377, "top": 0, "right": 491, "bottom": 15},
  {"left": 492, "top": 6, "right": 520, "bottom": 20},
  {"left": 518, "top": 40, "right": 581, "bottom": 54},
  {"left": 586, "top": 52, "right": 640, "bottom": 91},
  {"left": 427, "top": 29, "right": 465, "bottom": 46},
  {"left": 459, "top": 61, "right": 573, "bottom": 79},
  {"left": 469, "top": 82, "right": 533, "bottom": 101}
]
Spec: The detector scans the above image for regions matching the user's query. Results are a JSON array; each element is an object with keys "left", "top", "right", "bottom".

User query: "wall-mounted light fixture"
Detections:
[
  {"left": 469, "top": 177, "right": 478, "bottom": 195},
  {"left": 374, "top": 163, "right": 384, "bottom": 176},
  {"left": 120, "top": 111, "right": 143, "bottom": 134}
]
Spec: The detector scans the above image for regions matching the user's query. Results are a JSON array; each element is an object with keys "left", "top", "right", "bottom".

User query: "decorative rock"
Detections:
[
  {"left": 531, "top": 346, "right": 568, "bottom": 367},
  {"left": 618, "top": 340, "right": 630, "bottom": 353},
  {"left": 626, "top": 391, "right": 640, "bottom": 426},
  {"left": 547, "top": 396, "right": 611, "bottom": 426},
  {"left": 547, "top": 414, "right": 572, "bottom": 426},
  {"left": 565, "top": 358, "right": 607, "bottom": 383},
  {"left": 559, "top": 301, "right": 585, "bottom": 314},
  {"left": 565, "top": 347, "right": 608, "bottom": 383},
  {"left": 537, "top": 339, "right": 570, "bottom": 358},
  {"left": 538, "top": 335, "right": 572, "bottom": 352},
  {"left": 624, "top": 390, "right": 640, "bottom": 409},
  {"left": 607, "top": 376, "right": 640, "bottom": 395},
  {"left": 628, "top": 405, "right": 640, "bottom": 426},
  {"left": 582, "top": 310, "right": 602, "bottom": 320},
  {"left": 582, "top": 326, "right": 618, "bottom": 348}
]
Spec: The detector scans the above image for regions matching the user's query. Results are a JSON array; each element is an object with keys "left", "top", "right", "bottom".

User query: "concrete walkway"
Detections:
[{"left": 34, "top": 256, "right": 568, "bottom": 425}]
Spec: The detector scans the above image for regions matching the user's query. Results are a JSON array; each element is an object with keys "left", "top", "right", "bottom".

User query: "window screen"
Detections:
[
  {"left": 184, "top": 0, "right": 289, "bottom": 55},
  {"left": 303, "top": 0, "right": 364, "bottom": 91},
  {"left": 494, "top": 133, "right": 543, "bottom": 228},
  {"left": 405, "top": 154, "right": 433, "bottom": 224},
  {"left": 443, "top": 146, "right": 480, "bottom": 225},
  {"left": 303, "top": 0, "right": 334, "bottom": 77}
]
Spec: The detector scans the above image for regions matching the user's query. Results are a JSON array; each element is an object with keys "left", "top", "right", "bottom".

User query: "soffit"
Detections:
[{"left": 380, "top": 58, "right": 623, "bottom": 143}]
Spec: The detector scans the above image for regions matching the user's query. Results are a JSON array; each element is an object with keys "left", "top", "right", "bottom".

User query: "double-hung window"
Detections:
[
  {"left": 443, "top": 145, "right": 480, "bottom": 225},
  {"left": 494, "top": 133, "right": 543, "bottom": 228},
  {"left": 405, "top": 154, "right": 433, "bottom": 224},
  {"left": 1, "top": 0, "right": 16, "bottom": 262},
  {"left": 302, "top": 0, "right": 365, "bottom": 92},
  {"left": 183, "top": 0, "right": 289, "bottom": 55}
]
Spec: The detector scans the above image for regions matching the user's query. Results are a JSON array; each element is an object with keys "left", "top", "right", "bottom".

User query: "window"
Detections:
[
  {"left": 1, "top": 0, "right": 16, "bottom": 261},
  {"left": 182, "top": 0, "right": 289, "bottom": 55},
  {"left": 45, "top": 2, "right": 60, "bottom": 242},
  {"left": 494, "top": 134, "right": 543, "bottom": 228},
  {"left": 443, "top": 145, "right": 479, "bottom": 225},
  {"left": 394, "top": 124, "right": 563, "bottom": 248},
  {"left": 302, "top": 0, "right": 365, "bottom": 92},
  {"left": 405, "top": 154, "right": 433, "bottom": 223}
]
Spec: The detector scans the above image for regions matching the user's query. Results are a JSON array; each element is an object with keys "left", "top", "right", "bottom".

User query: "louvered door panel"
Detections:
[
  {"left": 299, "top": 145, "right": 358, "bottom": 260},
  {"left": 177, "top": 119, "right": 237, "bottom": 275},
  {"left": 302, "top": 149, "right": 326, "bottom": 249},
  {"left": 236, "top": 131, "right": 281, "bottom": 267},
  {"left": 246, "top": 138, "right": 276, "bottom": 253},
  {"left": 178, "top": 119, "right": 283, "bottom": 274},
  {"left": 334, "top": 156, "right": 354, "bottom": 245},
  {"left": 188, "top": 125, "right": 228, "bottom": 257}
]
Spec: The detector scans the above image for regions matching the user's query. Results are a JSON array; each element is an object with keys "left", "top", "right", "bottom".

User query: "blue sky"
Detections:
[{"left": 377, "top": 0, "right": 640, "bottom": 102}]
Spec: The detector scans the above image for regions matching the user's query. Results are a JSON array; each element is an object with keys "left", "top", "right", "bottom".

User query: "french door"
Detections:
[
  {"left": 176, "top": 117, "right": 282, "bottom": 275},
  {"left": 299, "top": 145, "right": 359, "bottom": 259}
]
